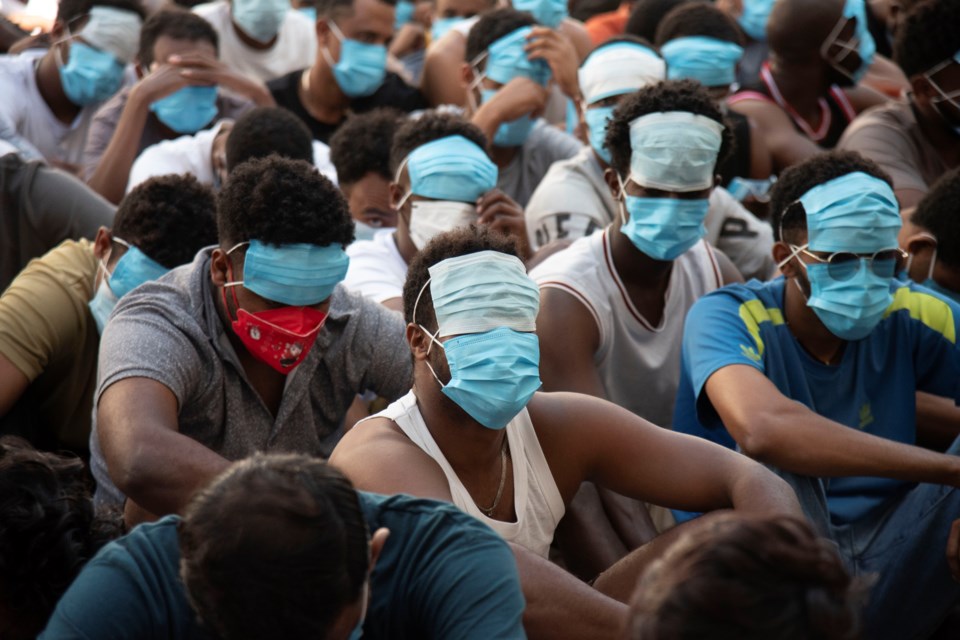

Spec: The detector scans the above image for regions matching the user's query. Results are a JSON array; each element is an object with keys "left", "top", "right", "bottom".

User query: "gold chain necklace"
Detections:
[{"left": 478, "top": 437, "right": 508, "bottom": 517}]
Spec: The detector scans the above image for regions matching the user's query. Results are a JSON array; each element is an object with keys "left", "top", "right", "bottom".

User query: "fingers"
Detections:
[{"left": 947, "top": 519, "right": 960, "bottom": 581}]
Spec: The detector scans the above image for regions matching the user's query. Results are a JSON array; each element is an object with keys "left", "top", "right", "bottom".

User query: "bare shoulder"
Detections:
[
  {"left": 559, "top": 18, "right": 593, "bottom": 59},
  {"left": 330, "top": 417, "right": 453, "bottom": 501}
]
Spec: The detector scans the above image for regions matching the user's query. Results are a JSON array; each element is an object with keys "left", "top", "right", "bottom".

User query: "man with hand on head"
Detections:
[
  {"left": 0, "top": 0, "right": 145, "bottom": 171},
  {"left": 673, "top": 151, "right": 960, "bottom": 639},
  {"left": 269, "top": 0, "right": 426, "bottom": 144},
  {"left": 91, "top": 156, "right": 412, "bottom": 523},
  {"left": 193, "top": 0, "right": 316, "bottom": 82},
  {"left": 464, "top": 8, "right": 582, "bottom": 207},
  {"left": 42, "top": 454, "right": 526, "bottom": 639},
  {"left": 0, "top": 175, "right": 218, "bottom": 458},
  {"left": 331, "top": 224, "right": 803, "bottom": 639},
  {"left": 343, "top": 111, "right": 527, "bottom": 311},
  {"left": 84, "top": 7, "right": 274, "bottom": 204}
]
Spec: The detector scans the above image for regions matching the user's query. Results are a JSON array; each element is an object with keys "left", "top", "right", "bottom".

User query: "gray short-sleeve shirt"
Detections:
[{"left": 90, "top": 248, "right": 413, "bottom": 507}]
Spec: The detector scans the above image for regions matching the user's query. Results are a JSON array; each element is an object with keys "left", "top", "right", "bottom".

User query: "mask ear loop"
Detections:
[
  {"left": 466, "top": 53, "right": 488, "bottom": 113},
  {"left": 394, "top": 156, "right": 413, "bottom": 212},
  {"left": 412, "top": 276, "right": 447, "bottom": 388},
  {"left": 221, "top": 242, "right": 249, "bottom": 323},
  {"left": 776, "top": 200, "right": 811, "bottom": 301}
]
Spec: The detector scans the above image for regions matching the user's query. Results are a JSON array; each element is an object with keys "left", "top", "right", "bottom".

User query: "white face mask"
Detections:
[{"left": 408, "top": 200, "right": 478, "bottom": 250}]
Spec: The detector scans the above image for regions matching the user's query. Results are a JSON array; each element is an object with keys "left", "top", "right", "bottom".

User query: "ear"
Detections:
[
  {"left": 209, "top": 247, "right": 232, "bottom": 287},
  {"left": 368, "top": 527, "right": 390, "bottom": 572},
  {"left": 406, "top": 322, "right": 432, "bottom": 361},
  {"left": 910, "top": 74, "right": 936, "bottom": 103},
  {"left": 389, "top": 181, "right": 404, "bottom": 209},
  {"left": 771, "top": 241, "right": 798, "bottom": 276},
  {"left": 460, "top": 62, "right": 475, "bottom": 88},
  {"left": 904, "top": 232, "right": 937, "bottom": 257},
  {"left": 603, "top": 167, "right": 621, "bottom": 199},
  {"left": 315, "top": 17, "right": 332, "bottom": 47},
  {"left": 93, "top": 227, "right": 113, "bottom": 262}
]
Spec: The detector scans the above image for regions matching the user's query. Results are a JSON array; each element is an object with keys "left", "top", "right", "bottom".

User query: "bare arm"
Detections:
[
  {"left": 512, "top": 542, "right": 626, "bottom": 640},
  {"left": 714, "top": 248, "right": 745, "bottom": 286},
  {"left": 0, "top": 352, "right": 28, "bottom": 416},
  {"left": 730, "top": 100, "right": 823, "bottom": 174},
  {"left": 746, "top": 116, "right": 773, "bottom": 180},
  {"left": 420, "top": 32, "right": 468, "bottom": 108},
  {"left": 97, "top": 377, "right": 230, "bottom": 516},
  {"left": 536, "top": 287, "right": 606, "bottom": 397},
  {"left": 916, "top": 391, "right": 960, "bottom": 452},
  {"left": 707, "top": 364, "right": 960, "bottom": 485}
]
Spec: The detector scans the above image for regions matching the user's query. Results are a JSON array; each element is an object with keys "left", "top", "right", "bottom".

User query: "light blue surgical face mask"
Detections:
[
  {"left": 353, "top": 220, "right": 379, "bottom": 242},
  {"left": 227, "top": 240, "right": 350, "bottom": 305},
  {"left": 737, "top": 0, "right": 775, "bottom": 42},
  {"left": 661, "top": 36, "right": 744, "bottom": 88},
  {"left": 821, "top": 0, "right": 875, "bottom": 85},
  {"left": 88, "top": 277, "right": 118, "bottom": 334},
  {"left": 88, "top": 240, "right": 170, "bottom": 333},
  {"left": 784, "top": 244, "right": 894, "bottom": 341},
  {"left": 422, "top": 327, "right": 542, "bottom": 429},
  {"left": 58, "top": 41, "right": 125, "bottom": 106},
  {"left": 150, "top": 86, "right": 218, "bottom": 134},
  {"left": 324, "top": 21, "right": 388, "bottom": 98},
  {"left": 512, "top": 0, "right": 567, "bottom": 28},
  {"left": 430, "top": 16, "right": 463, "bottom": 41},
  {"left": 298, "top": 6, "right": 316, "bottom": 21},
  {"left": 617, "top": 177, "right": 710, "bottom": 261},
  {"left": 394, "top": 0, "right": 414, "bottom": 30},
  {"left": 232, "top": 0, "right": 290, "bottom": 43},
  {"left": 400, "top": 134, "right": 498, "bottom": 202},
  {"left": 480, "top": 88, "right": 536, "bottom": 147},
  {"left": 584, "top": 105, "right": 614, "bottom": 164}
]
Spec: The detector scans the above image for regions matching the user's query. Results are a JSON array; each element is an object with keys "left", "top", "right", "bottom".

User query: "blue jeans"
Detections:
[{"left": 773, "top": 439, "right": 960, "bottom": 640}]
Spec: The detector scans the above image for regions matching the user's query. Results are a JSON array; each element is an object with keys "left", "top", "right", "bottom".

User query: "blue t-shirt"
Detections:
[
  {"left": 41, "top": 493, "right": 526, "bottom": 639},
  {"left": 673, "top": 278, "right": 960, "bottom": 524}
]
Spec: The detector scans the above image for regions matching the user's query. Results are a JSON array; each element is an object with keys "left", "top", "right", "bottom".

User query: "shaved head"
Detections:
[{"left": 768, "top": 0, "right": 844, "bottom": 61}]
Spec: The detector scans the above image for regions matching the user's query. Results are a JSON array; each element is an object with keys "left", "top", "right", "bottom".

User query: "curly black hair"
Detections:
[
  {"left": 137, "top": 8, "right": 217, "bottom": 68},
  {"left": 769, "top": 150, "right": 892, "bottom": 244},
  {"left": 329, "top": 108, "right": 404, "bottom": 186},
  {"left": 654, "top": 2, "right": 743, "bottom": 46},
  {"left": 390, "top": 111, "right": 490, "bottom": 176},
  {"left": 218, "top": 155, "right": 354, "bottom": 248},
  {"left": 0, "top": 436, "right": 123, "bottom": 639},
  {"left": 225, "top": 107, "right": 314, "bottom": 174},
  {"left": 624, "top": 0, "right": 691, "bottom": 43},
  {"left": 315, "top": 0, "right": 396, "bottom": 18},
  {"left": 913, "top": 168, "right": 960, "bottom": 269},
  {"left": 465, "top": 8, "right": 536, "bottom": 63},
  {"left": 892, "top": 0, "right": 960, "bottom": 78},
  {"left": 403, "top": 225, "right": 520, "bottom": 332},
  {"left": 113, "top": 174, "right": 218, "bottom": 268},
  {"left": 604, "top": 79, "right": 733, "bottom": 180},
  {"left": 180, "top": 454, "right": 369, "bottom": 640},
  {"left": 57, "top": 0, "right": 146, "bottom": 25}
]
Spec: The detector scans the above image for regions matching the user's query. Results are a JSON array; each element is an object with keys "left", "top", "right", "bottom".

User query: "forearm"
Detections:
[
  {"left": 727, "top": 462, "right": 804, "bottom": 518},
  {"left": 512, "top": 543, "right": 625, "bottom": 640},
  {"left": 87, "top": 92, "right": 151, "bottom": 204},
  {"left": 470, "top": 104, "right": 503, "bottom": 146},
  {"left": 916, "top": 391, "right": 960, "bottom": 452}
]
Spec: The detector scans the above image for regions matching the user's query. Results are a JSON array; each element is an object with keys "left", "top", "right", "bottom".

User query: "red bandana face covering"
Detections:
[{"left": 222, "top": 284, "right": 327, "bottom": 375}]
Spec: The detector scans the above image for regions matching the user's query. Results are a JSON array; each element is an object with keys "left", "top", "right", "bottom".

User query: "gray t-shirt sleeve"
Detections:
[{"left": 81, "top": 95, "right": 125, "bottom": 181}]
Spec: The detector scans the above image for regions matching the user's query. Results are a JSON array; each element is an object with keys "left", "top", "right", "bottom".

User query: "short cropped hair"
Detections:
[
  {"left": 604, "top": 79, "right": 733, "bottom": 180},
  {"left": 389, "top": 111, "right": 489, "bottom": 175},
  {"left": 769, "top": 151, "right": 892, "bottom": 244},
  {"left": 225, "top": 107, "right": 314, "bottom": 173},
  {"left": 218, "top": 156, "right": 354, "bottom": 248},
  {"left": 0, "top": 437, "right": 122, "bottom": 639},
  {"left": 57, "top": 0, "right": 146, "bottom": 27},
  {"left": 893, "top": 0, "right": 960, "bottom": 78},
  {"left": 624, "top": 0, "right": 690, "bottom": 42},
  {"left": 113, "top": 174, "right": 218, "bottom": 268},
  {"left": 180, "top": 454, "right": 369, "bottom": 640},
  {"left": 465, "top": 8, "right": 536, "bottom": 63},
  {"left": 137, "top": 8, "right": 218, "bottom": 68},
  {"left": 403, "top": 225, "right": 520, "bottom": 332},
  {"left": 329, "top": 108, "right": 404, "bottom": 186},
  {"left": 629, "top": 514, "right": 865, "bottom": 640},
  {"left": 913, "top": 168, "right": 960, "bottom": 269},
  {"left": 654, "top": 1, "right": 742, "bottom": 46}
]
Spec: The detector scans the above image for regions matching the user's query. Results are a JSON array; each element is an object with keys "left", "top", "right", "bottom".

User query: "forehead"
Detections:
[
  {"left": 152, "top": 35, "right": 217, "bottom": 62},
  {"left": 338, "top": 0, "right": 395, "bottom": 34},
  {"left": 436, "top": 0, "right": 491, "bottom": 15}
]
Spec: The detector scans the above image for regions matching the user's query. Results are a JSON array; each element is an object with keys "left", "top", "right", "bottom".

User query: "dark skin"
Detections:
[
  {"left": 329, "top": 311, "right": 802, "bottom": 636},
  {"left": 708, "top": 232, "right": 960, "bottom": 578},
  {"left": 730, "top": 0, "right": 887, "bottom": 172},
  {"left": 97, "top": 243, "right": 331, "bottom": 524}
]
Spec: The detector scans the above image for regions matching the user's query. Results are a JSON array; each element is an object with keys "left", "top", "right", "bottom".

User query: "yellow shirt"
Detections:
[{"left": 0, "top": 239, "right": 98, "bottom": 454}]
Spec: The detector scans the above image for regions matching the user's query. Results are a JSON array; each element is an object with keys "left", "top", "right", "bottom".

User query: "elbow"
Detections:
[{"left": 729, "top": 417, "right": 778, "bottom": 463}]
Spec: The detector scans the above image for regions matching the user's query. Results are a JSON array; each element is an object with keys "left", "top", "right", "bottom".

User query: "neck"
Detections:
[
  {"left": 393, "top": 228, "right": 417, "bottom": 265},
  {"left": 489, "top": 144, "right": 519, "bottom": 169},
  {"left": 932, "top": 263, "right": 960, "bottom": 293},
  {"left": 231, "top": 19, "right": 277, "bottom": 50},
  {"left": 783, "top": 276, "right": 845, "bottom": 365},
  {"left": 36, "top": 51, "right": 80, "bottom": 124},
  {"left": 609, "top": 222, "right": 675, "bottom": 287},
  {"left": 413, "top": 368, "right": 506, "bottom": 474},
  {"left": 768, "top": 56, "right": 831, "bottom": 116},
  {"left": 300, "top": 64, "right": 349, "bottom": 124},
  {"left": 911, "top": 98, "right": 960, "bottom": 167}
]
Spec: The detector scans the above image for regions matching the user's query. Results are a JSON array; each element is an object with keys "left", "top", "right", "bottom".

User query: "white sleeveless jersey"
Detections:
[
  {"left": 373, "top": 391, "right": 565, "bottom": 558},
  {"left": 531, "top": 229, "right": 722, "bottom": 428}
]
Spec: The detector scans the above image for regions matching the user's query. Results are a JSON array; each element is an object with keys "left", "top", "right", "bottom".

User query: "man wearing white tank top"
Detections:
[
  {"left": 330, "top": 225, "right": 802, "bottom": 639},
  {"left": 530, "top": 81, "right": 743, "bottom": 580}
]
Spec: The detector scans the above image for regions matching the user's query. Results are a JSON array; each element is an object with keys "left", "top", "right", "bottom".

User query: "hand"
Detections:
[
  {"left": 171, "top": 53, "right": 275, "bottom": 106},
  {"left": 948, "top": 519, "right": 960, "bottom": 581},
  {"left": 524, "top": 26, "right": 581, "bottom": 102},
  {"left": 471, "top": 76, "right": 548, "bottom": 140},
  {"left": 130, "top": 62, "right": 195, "bottom": 105},
  {"left": 477, "top": 189, "right": 531, "bottom": 259}
]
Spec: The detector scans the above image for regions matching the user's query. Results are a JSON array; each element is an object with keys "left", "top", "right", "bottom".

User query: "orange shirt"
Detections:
[{"left": 585, "top": 2, "right": 631, "bottom": 46}]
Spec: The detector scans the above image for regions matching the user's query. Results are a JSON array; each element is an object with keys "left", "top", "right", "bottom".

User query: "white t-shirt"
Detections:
[
  {"left": 127, "top": 120, "right": 337, "bottom": 192},
  {"left": 0, "top": 52, "right": 100, "bottom": 164},
  {"left": 193, "top": 1, "right": 317, "bottom": 83},
  {"left": 343, "top": 229, "right": 408, "bottom": 305}
]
